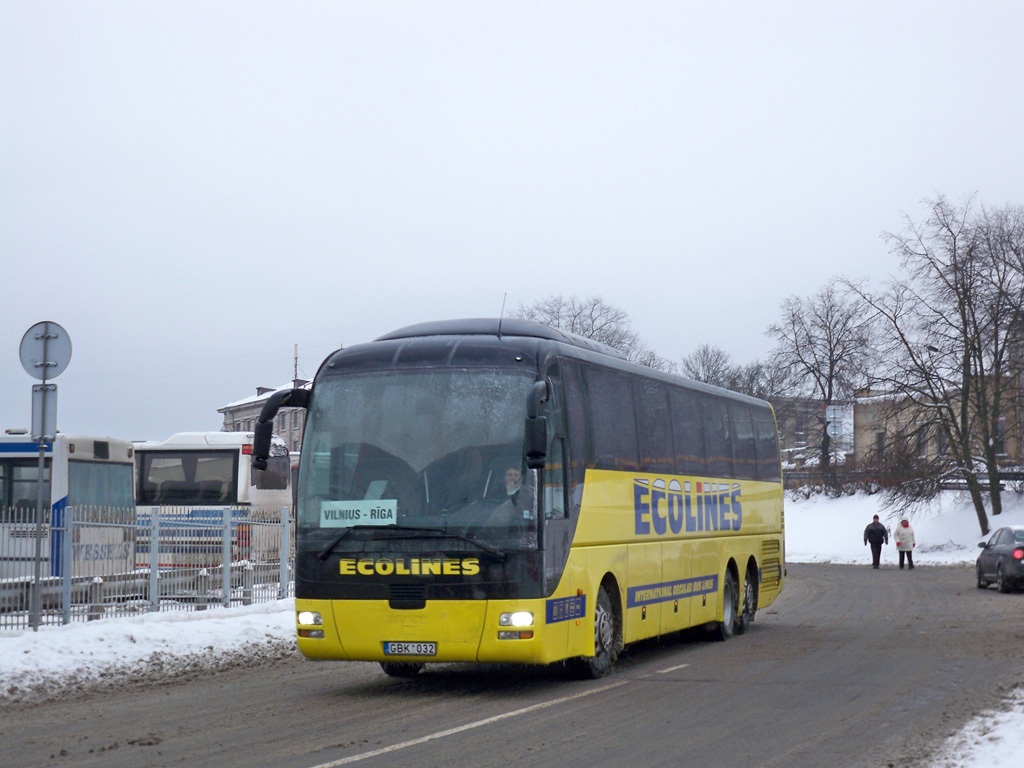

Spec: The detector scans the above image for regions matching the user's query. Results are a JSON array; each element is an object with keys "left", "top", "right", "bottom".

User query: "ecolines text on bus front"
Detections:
[
  {"left": 633, "top": 478, "right": 743, "bottom": 536},
  {"left": 338, "top": 557, "right": 480, "bottom": 576}
]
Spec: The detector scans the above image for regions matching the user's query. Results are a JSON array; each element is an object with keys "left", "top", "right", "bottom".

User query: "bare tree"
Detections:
[
  {"left": 767, "top": 279, "right": 874, "bottom": 484},
  {"left": 513, "top": 295, "right": 675, "bottom": 371},
  {"left": 972, "top": 204, "right": 1024, "bottom": 515},
  {"left": 849, "top": 196, "right": 1024, "bottom": 535},
  {"left": 680, "top": 344, "right": 735, "bottom": 387},
  {"left": 680, "top": 346, "right": 791, "bottom": 401}
]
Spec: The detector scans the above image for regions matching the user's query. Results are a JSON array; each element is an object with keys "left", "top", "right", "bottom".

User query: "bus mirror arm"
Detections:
[
  {"left": 526, "top": 380, "right": 548, "bottom": 419},
  {"left": 252, "top": 388, "right": 310, "bottom": 470}
]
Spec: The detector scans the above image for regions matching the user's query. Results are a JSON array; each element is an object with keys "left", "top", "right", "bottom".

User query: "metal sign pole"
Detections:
[
  {"left": 20, "top": 321, "right": 72, "bottom": 632},
  {"left": 30, "top": 337, "right": 51, "bottom": 631}
]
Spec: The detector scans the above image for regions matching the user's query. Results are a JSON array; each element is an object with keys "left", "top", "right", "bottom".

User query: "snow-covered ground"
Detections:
[{"left": 2, "top": 491, "right": 1022, "bottom": 766}]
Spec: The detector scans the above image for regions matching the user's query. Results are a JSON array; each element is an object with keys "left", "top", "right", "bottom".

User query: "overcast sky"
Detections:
[{"left": 2, "top": 1, "right": 1023, "bottom": 441}]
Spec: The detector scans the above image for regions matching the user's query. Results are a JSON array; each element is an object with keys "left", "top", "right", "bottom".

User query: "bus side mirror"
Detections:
[
  {"left": 525, "top": 416, "right": 547, "bottom": 469},
  {"left": 525, "top": 380, "right": 549, "bottom": 469},
  {"left": 252, "top": 388, "right": 310, "bottom": 470}
]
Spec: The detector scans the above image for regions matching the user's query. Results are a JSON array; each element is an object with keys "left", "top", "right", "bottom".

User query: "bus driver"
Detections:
[{"left": 486, "top": 464, "right": 536, "bottom": 541}]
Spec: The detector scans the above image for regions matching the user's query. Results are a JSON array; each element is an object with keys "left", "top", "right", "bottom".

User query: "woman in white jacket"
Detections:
[{"left": 895, "top": 518, "right": 916, "bottom": 570}]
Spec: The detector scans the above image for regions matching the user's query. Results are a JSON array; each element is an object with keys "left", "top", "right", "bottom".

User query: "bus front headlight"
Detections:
[
  {"left": 499, "top": 611, "right": 533, "bottom": 627},
  {"left": 297, "top": 611, "right": 322, "bottom": 626}
]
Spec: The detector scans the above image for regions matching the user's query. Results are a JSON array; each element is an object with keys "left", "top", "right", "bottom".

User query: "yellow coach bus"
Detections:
[{"left": 253, "top": 319, "right": 784, "bottom": 679}]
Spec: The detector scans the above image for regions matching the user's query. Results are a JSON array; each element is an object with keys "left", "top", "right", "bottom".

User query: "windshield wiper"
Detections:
[{"left": 317, "top": 524, "right": 505, "bottom": 561}]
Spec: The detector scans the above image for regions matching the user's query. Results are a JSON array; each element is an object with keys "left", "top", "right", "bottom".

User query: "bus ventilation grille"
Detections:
[
  {"left": 761, "top": 539, "right": 781, "bottom": 556},
  {"left": 761, "top": 557, "right": 782, "bottom": 592},
  {"left": 389, "top": 584, "right": 427, "bottom": 610}
]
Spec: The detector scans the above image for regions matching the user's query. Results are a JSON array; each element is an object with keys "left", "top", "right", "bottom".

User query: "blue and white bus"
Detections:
[{"left": 0, "top": 433, "right": 136, "bottom": 580}]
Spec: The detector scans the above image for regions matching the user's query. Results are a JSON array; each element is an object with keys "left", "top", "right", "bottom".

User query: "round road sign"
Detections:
[{"left": 19, "top": 321, "right": 72, "bottom": 381}]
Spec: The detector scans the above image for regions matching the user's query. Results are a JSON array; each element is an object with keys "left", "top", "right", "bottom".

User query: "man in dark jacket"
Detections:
[{"left": 863, "top": 515, "right": 889, "bottom": 569}]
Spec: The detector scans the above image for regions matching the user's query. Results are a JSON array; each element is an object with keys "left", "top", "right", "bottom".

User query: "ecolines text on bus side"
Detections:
[{"left": 633, "top": 478, "right": 742, "bottom": 536}]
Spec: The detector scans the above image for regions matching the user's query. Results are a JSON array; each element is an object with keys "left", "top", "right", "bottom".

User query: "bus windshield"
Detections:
[
  {"left": 297, "top": 369, "right": 538, "bottom": 551},
  {"left": 136, "top": 450, "right": 239, "bottom": 505}
]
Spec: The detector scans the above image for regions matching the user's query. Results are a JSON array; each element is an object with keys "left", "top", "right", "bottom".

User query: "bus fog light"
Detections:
[
  {"left": 498, "top": 630, "right": 534, "bottom": 640},
  {"left": 499, "top": 611, "right": 533, "bottom": 627},
  {"left": 299, "top": 629, "right": 325, "bottom": 639},
  {"left": 297, "top": 611, "right": 322, "bottom": 626}
]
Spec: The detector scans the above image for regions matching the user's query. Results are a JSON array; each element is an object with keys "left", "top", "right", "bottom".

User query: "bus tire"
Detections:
[
  {"left": 710, "top": 569, "right": 739, "bottom": 641},
  {"left": 736, "top": 565, "right": 757, "bottom": 635},
  {"left": 566, "top": 585, "right": 618, "bottom": 679},
  {"left": 380, "top": 662, "right": 424, "bottom": 677}
]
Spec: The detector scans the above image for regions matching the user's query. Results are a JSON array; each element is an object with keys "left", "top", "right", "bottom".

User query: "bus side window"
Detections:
[
  {"left": 635, "top": 380, "right": 675, "bottom": 475},
  {"left": 727, "top": 402, "right": 757, "bottom": 480},
  {"left": 669, "top": 387, "right": 706, "bottom": 476},
  {"left": 559, "top": 360, "right": 589, "bottom": 503},
  {"left": 0, "top": 462, "right": 9, "bottom": 521},
  {"left": 582, "top": 366, "right": 639, "bottom": 472},
  {"left": 701, "top": 395, "right": 733, "bottom": 479},
  {"left": 12, "top": 462, "right": 50, "bottom": 516},
  {"left": 753, "top": 406, "right": 782, "bottom": 482},
  {"left": 545, "top": 439, "right": 568, "bottom": 519}
]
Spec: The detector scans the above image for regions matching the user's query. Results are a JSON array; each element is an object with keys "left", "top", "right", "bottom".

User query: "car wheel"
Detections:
[{"left": 997, "top": 564, "right": 1012, "bottom": 593}]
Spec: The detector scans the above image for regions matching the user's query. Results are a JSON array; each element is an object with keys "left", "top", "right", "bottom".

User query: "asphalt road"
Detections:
[{"left": 4, "top": 562, "right": 1024, "bottom": 768}]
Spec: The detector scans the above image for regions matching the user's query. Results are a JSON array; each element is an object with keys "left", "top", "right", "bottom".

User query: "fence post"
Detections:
[
  {"left": 149, "top": 506, "right": 160, "bottom": 613},
  {"left": 222, "top": 507, "right": 232, "bottom": 608},
  {"left": 197, "top": 568, "right": 210, "bottom": 611},
  {"left": 279, "top": 507, "right": 290, "bottom": 600},
  {"left": 62, "top": 505, "right": 73, "bottom": 625},
  {"left": 242, "top": 560, "right": 255, "bottom": 606},
  {"left": 87, "top": 576, "right": 104, "bottom": 621}
]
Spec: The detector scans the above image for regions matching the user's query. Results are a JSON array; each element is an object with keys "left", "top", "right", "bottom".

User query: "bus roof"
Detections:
[
  {"left": 361, "top": 318, "right": 773, "bottom": 411},
  {"left": 134, "top": 432, "right": 255, "bottom": 450},
  {"left": 377, "top": 318, "right": 628, "bottom": 360}
]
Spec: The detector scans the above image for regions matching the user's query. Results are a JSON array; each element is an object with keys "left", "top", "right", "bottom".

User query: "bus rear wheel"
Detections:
[
  {"left": 566, "top": 585, "right": 618, "bottom": 679},
  {"left": 710, "top": 569, "right": 739, "bottom": 641},
  {"left": 736, "top": 566, "right": 757, "bottom": 634},
  {"left": 380, "top": 662, "right": 424, "bottom": 677}
]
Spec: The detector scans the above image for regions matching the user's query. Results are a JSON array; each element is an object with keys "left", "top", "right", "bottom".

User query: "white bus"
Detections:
[
  {"left": 0, "top": 433, "right": 136, "bottom": 580},
  {"left": 133, "top": 432, "right": 291, "bottom": 567}
]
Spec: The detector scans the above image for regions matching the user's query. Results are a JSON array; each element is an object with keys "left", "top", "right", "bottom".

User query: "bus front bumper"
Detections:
[{"left": 295, "top": 597, "right": 576, "bottom": 665}]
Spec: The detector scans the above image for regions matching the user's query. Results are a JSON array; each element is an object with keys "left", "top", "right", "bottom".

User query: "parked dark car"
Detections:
[{"left": 976, "top": 525, "right": 1024, "bottom": 592}]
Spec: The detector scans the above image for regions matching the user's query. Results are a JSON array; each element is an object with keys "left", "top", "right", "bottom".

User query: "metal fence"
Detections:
[{"left": 0, "top": 504, "right": 293, "bottom": 631}]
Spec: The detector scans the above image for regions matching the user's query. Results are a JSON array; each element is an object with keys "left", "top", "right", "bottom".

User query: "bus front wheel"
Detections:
[
  {"left": 380, "top": 662, "right": 424, "bottom": 677},
  {"left": 567, "top": 585, "right": 618, "bottom": 679}
]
